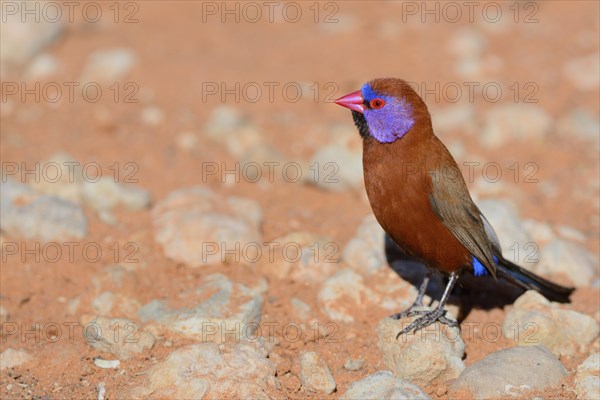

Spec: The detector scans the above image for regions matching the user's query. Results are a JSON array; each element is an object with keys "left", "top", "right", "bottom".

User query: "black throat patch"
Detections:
[{"left": 352, "top": 110, "right": 370, "bottom": 139}]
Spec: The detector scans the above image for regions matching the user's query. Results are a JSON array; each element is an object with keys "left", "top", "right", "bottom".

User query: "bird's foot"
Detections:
[
  {"left": 395, "top": 308, "right": 458, "bottom": 339},
  {"left": 389, "top": 304, "right": 428, "bottom": 320}
]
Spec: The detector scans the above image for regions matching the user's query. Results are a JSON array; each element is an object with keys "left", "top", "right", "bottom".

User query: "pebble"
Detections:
[
  {"left": 563, "top": 52, "right": 600, "bottom": 90},
  {"left": 476, "top": 199, "right": 535, "bottom": 265},
  {"left": 82, "top": 177, "right": 151, "bottom": 212},
  {"left": 300, "top": 351, "right": 336, "bottom": 394},
  {"left": 0, "top": 348, "right": 32, "bottom": 370},
  {"left": 343, "top": 215, "right": 387, "bottom": 275},
  {"left": 139, "top": 273, "right": 265, "bottom": 342},
  {"left": 377, "top": 316, "right": 465, "bottom": 387},
  {"left": 447, "top": 28, "right": 486, "bottom": 59},
  {"left": 93, "top": 358, "right": 120, "bottom": 369},
  {"left": 535, "top": 239, "right": 598, "bottom": 286},
  {"left": 28, "top": 152, "right": 83, "bottom": 204},
  {"left": 80, "top": 48, "right": 136, "bottom": 83},
  {"left": 152, "top": 187, "right": 262, "bottom": 267},
  {"left": 317, "top": 269, "right": 378, "bottom": 323},
  {"left": 308, "top": 143, "right": 363, "bottom": 191},
  {"left": 83, "top": 317, "right": 155, "bottom": 359},
  {"left": 0, "top": 11, "right": 63, "bottom": 69},
  {"left": 91, "top": 291, "right": 140, "bottom": 318},
  {"left": 140, "top": 106, "right": 165, "bottom": 126},
  {"left": 503, "top": 290, "right": 599, "bottom": 356},
  {"left": 0, "top": 306, "right": 8, "bottom": 323},
  {"left": 523, "top": 219, "right": 555, "bottom": 245},
  {"left": 97, "top": 382, "right": 106, "bottom": 400},
  {"left": 340, "top": 370, "right": 430, "bottom": 400},
  {"left": 430, "top": 103, "right": 476, "bottom": 134},
  {"left": 306, "top": 125, "right": 363, "bottom": 191},
  {"left": 574, "top": 353, "right": 600, "bottom": 400},
  {"left": 451, "top": 345, "right": 567, "bottom": 399},
  {"left": 204, "top": 106, "right": 267, "bottom": 158},
  {"left": 556, "top": 107, "right": 600, "bottom": 146},
  {"left": 480, "top": 104, "right": 553, "bottom": 149},
  {"left": 0, "top": 180, "right": 87, "bottom": 241},
  {"left": 343, "top": 358, "right": 365, "bottom": 371},
  {"left": 290, "top": 297, "right": 311, "bottom": 321},
  {"left": 23, "top": 53, "right": 59, "bottom": 81},
  {"left": 260, "top": 231, "right": 337, "bottom": 282},
  {"left": 130, "top": 340, "right": 277, "bottom": 399},
  {"left": 556, "top": 225, "right": 587, "bottom": 243},
  {"left": 175, "top": 131, "right": 199, "bottom": 152}
]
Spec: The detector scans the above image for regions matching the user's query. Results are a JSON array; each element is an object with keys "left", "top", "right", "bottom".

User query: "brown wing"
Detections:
[{"left": 428, "top": 169, "right": 497, "bottom": 277}]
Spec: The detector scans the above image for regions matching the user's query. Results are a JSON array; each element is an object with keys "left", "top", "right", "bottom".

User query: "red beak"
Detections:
[{"left": 335, "top": 90, "right": 365, "bottom": 114}]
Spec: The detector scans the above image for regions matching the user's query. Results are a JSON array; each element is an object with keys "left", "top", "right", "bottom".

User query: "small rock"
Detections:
[
  {"left": 340, "top": 370, "right": 430, "bottom": 400},
  {"left": 152, "top": 187, "right": 262, "bottom": 267},
  {"left": 0, "top": 306, "right": 8, "bottom": 323},
  {"left": 97, "top": 382, "right": 106, "bottom": 400},
  {"left": 300, "top": 351, "right": 336, "bottom": 394},
  {"left": 175, "top": 131, "right": 199, "bottom": 152},
  {"left": 480, "top": 104, "right": 553, "bottom": 149},
  {"left": 204, "top": 106, "right": 266, "bottom": 158},
  {"left": 84, "top": 317, "right": 155, "bottom": 359},
  {"left": 477, "top": 199, "right": 535, "bottom": 265},
  {"left": 139, "top": 274, "right": 264, "bottom": 342},
  {"left": 82, "top": 177, "right": 151, "bottom": 212},
  {"left": 451, "top": 345, "right": 567, "bottom": 399},
  {"left": 130, "top": 340, "right": 276, "bottom": 399},
  {"left": 430, "top": 103, "right": 476, "bottom": 134},
  {"left": 535, "top": 239, "right": 598, "bottom": 286},
  {"left": 556, "top": 225, "right": 586, "bottom": 243},
  {"left": 563, "top": 53, "right": 600, "bottom": 90},
  {"left": 28, "top": 152, "right": 83, "bottom": 203},
  {"left": 344, "top": 358, "right": 365, "bottom": 371},
  {"left": 23, "top": 53, "right": 59, "bottom": 80},
  {"left": 80, "top": 48, "right": 136, "bottom": 83},
  {"left": 377, "top": 316, "right": 464, "bottom": 386},
  {"left": 290, "top": 297, "right": 311, "bottom": 321},
  {"left": 0, "top": 348, "right": 32, "bottom": 370},
  {"left": 0, "top": 180, "right": 87, "bottom": 241},
  {"left": 308, "top": 133, "right": 363, "bottom": 191},
  {"left": 343, "top": 215, "right": 387, "bottom": 275},
  {"left": 523, "top": 219, "right": 555, "bottom": 245},
  {"left": 318, "top": 13, "right": 357, "bottom": 34},
  {"left": 447, "top": 28, "right": 486, "bottom": 58},
  {"left": 574, "top": 353, "right": 600, "bottom": 400},
  {"left": 261, "top": 232, "right": 337, "bottom": 281},
  {"left": 503, "top": 291, "right": 599, "bottom": 356},
  {"left": 318, "top": 269, "right": 378, "bottom": 323},
  {"left": 1, "top": 10, "right": 63, "bottom": 70},
  {"left": 93, "top": 358, "right": 120, "bottom": 369},
  {"left": 91, "top": 291, "right": 140, "bottom": 317},
  {"left": 140, "top": 106, "right": 164, "bottom": 126},
  {"left": 556, "top": 108, "right": 600, "bottom": 146}
]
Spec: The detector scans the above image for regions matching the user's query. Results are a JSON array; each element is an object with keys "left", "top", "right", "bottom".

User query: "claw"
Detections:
[
  {"left": 389, "top": 305, "right": 429, "bottom": 320},
  {"left": 395, "top": 308, "right": 458, "bottom": 339}
]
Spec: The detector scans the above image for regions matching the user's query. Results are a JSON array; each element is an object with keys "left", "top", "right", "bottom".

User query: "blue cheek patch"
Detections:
[
  {"left": 361, "top": 83, "right": 415, "bottom": 144},
  {"left": 472, "top": 255, "right": 500, "bottom": 276}
]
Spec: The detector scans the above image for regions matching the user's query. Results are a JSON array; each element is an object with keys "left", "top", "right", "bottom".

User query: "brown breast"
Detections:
[{"left": 362, "top": 132, "right": 471, "bottom": 273}]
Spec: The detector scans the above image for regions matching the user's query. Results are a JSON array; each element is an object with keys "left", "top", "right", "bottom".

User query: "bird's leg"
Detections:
[
  {"left": 396, "top": 272, "right": 459, "bottom": 339},
  {"left": 390, "top": 271, "right": 432, "bottom": 320}
]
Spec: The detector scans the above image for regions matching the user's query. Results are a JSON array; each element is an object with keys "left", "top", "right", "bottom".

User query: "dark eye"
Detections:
[{"left": 370, "top": 98, "right": 386, "bottom": 109}]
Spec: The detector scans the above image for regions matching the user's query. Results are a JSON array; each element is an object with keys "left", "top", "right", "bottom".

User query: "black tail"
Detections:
[{"left": 495, "top": 257, "right": 574, "bottom": 303}]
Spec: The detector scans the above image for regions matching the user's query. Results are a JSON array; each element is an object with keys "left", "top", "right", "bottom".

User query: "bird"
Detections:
[{"left": 335, "top": 78, "right": 574, "bottom": 337}]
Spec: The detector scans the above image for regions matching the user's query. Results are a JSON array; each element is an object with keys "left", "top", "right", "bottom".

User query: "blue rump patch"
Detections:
[
  {"left": 472, "top": 256, "right": 488, "bottom": 276},
  {"left": 472, "top": 255, "right": 500, "bottom": 276}
]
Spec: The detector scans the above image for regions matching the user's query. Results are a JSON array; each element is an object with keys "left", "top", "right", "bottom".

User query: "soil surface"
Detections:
[{"left": 1, "top": 1, "right": 599, "bottom": 399}]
